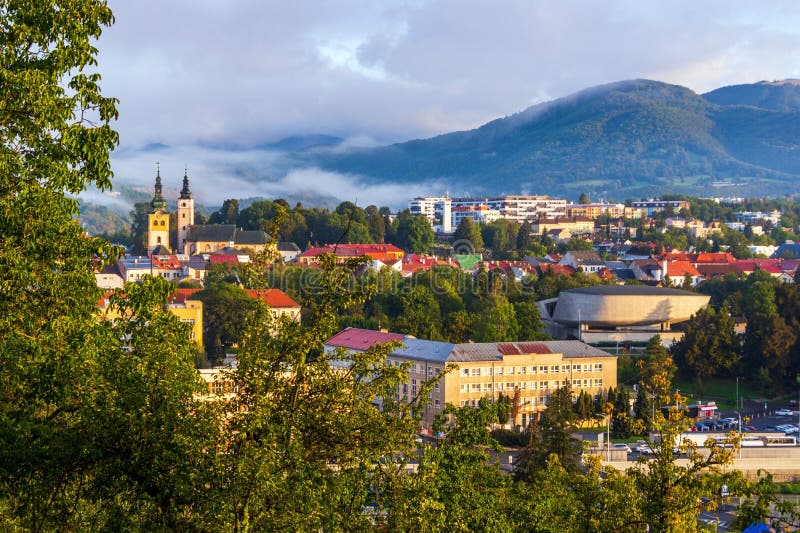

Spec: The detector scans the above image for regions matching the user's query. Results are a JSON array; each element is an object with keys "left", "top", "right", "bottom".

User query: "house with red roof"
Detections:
[{"left": 297, "top": 244, "right": 405, "bottom": 266}]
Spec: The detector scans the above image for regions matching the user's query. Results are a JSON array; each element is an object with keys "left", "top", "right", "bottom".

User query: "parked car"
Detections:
[
  {"left": 610, "top": 443, "right": 632, "bottom": 453},
  {"left": 638, "top": 444, "right": 654, "bottom": 455},
  {"left": 776, "top": 408, "right": 794, "bottom": 416},
  {"left": 743, "top": 425, "right": 758, "bottom": 432}
]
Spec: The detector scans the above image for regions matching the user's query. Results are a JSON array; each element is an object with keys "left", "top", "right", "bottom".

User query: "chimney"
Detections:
[{"left": 662, "top": 259, "right": 668, "bottom": 281}]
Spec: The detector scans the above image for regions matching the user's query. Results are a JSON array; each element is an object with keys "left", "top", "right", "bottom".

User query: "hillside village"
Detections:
[{"left": 92, "top": 171, "right": 800, "bottom": 428}]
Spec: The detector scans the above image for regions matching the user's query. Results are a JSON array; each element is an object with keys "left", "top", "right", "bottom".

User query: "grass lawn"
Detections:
[{"left": 673, "top": 376, "right": 765, "bottom": 409}]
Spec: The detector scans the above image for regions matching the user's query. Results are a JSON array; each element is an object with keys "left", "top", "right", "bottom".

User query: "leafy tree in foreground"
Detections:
[{"left": 0, "top": 3, "right": 217, "bottom": 530}]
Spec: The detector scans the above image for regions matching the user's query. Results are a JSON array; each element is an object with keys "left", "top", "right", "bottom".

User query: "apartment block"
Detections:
[{"left": 325, "top": 328, "right": 617, "bottom": 429}]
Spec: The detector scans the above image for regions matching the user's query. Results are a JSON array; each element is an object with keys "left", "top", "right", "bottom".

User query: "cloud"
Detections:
[
  {"left": 97, "top": 0, "right": 800, "bottom": 205},
  {"left": 108, "top": 143, "right": 442, "bottom": 210}
]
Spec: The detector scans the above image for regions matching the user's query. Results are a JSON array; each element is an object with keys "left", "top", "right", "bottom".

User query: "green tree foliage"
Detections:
[
  {"left": 515, "top": 384, "right": 582, "bottom": 481},
  {"left": 453, "top": 217, "right": 483, "bottom": 250},
  {"left": 191, "top": 280, "right": 256, "bottom": 360},
  {"left": 0, "top": 4, "right": 219, "bottom": 528},
  {"left": 637, "top": 335, "right": 675, "bottom": 401},
  {"left": 671, "top": 306, "right": 740, "bottom": 380},
  {"left": 394, "top": 210, "right": 434, "bottom": 253},
  {"left": 207, "top": 198, "right": 239, "bottom": 225},
  {"left": 742, "top": 276, "right": 796, "bottom": 387}
]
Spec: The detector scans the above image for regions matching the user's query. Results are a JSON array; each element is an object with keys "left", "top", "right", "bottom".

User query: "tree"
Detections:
[
  {"left": 515, "top": 384, "right": 581, "bottom": 481},
  {"left": 395, "top": 212, "right": 434, "bottom": 253},
  {"left": 0, "top": 4, "right": 217, "bottom": 529},
  {"left": 578, "top": 192, "right": 591, "bottom": 204},
  {"left": 207, "top": 198, "right": 239, "bottom": 225},
  {"left": 365, "top": 204, "right": 386, "bottom": 243},
  {"left": 637, "top": 335, "right": 675, "bottom": 401},
  {"left": 129, "top": 201, "right": 150, "bottom": 254},
  {"left": 191, "top": 281, "right": 257, "bottom": 360},
  {"left": 452, "top": 217, "right": 483, "bottom": 251},
  {"left": 671, "top": 306, "right": 740, "bottom": 381}
]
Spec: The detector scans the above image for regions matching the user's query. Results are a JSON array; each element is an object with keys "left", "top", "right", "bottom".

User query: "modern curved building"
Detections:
[{"left": 537, "top": 285, "right": 710, "bottom": 344}]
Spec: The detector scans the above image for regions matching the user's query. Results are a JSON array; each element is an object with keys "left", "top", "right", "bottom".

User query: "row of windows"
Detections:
[
  {"left": 461, "top": 397, "right": 547, "bottom": 407},
  {"left": 459, "top": 378, "right": 603, "bottom": 393},
  {"left": 461, "top": 363, "right": 603, "bottom": 377},
  {"left": 387, "top": 360, "right": 443, "bottom": 377}
]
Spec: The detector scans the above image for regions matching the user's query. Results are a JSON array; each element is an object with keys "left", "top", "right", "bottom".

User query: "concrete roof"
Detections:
[{"left": 565, "top": 285, "right": 697, "bottom": 297}]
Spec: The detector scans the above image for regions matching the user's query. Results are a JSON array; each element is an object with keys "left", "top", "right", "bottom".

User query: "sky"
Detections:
[{"left": 95, "top": 0, "right": 800, "bottom": 208}]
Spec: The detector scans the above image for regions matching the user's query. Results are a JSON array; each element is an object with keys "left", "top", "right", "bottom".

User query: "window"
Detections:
[
  {"left": 434, "top": 399, "right": 441, "bottom": 407},
  {"left": 572, "top": 379, "right": 581, "bottom": 387},
  {"left": 434, "top": 382, "right": 440, "bottom": 391},
  {"left": 484, "top": 383, "right": 492, "bottom": 391},
  {"left": 583, "top": 364, "right": 591, "bottom": 372},
  {"left": 572, "top": 364, "right": 581, "bottom": 372},
  {"left": 460, "top": 384, "right": 469, "bottom": 392},
  {"left": 550, "top": 365, "right": 559, "bottom": 373},
  {"left": 530, "top": 396, "right": 536, "bottom": 405},
  {"left": 428, "top": 368, "right": 434, "bottom": 377},
  {"left": 519, "top": 382, "right": 526, "bottom": 390},
  {"left": 594, "top": 379, "right": 603, "bottom": 387},
  {"left": 482, "top": 367, "right": 492, "bottom": 376},
  {"left": 461, "top": 368, "right": 469, "bottom": 377},
  {"left": 495, "top": 383, "right": 503, "bottom": 391},
  {"left": 539, "top": 366, "right": 548, "bottom": 374},
  {"left": 412, "top": 364, "right": 417, "bottom": 373},
  {"left": 517, "top": 366, "right": 526, "bottom": 375},
  {"left": 583, "top": 379, "right": 590, "bottom": 388},
  {"left": 495, "top": 367, "right": 503, "bottom": 376},
  {"left": 461, "top": 400, "right": 469, "bottom": 406},
  {"left": 530, "top": 366, "right": 537, "bottom": 374},
  {"left": 540, "top": 381, "right": 549, "bottom": 390},
  {"left": 472, "top": 384, "right": 481, "bottom": 391},
  {"left": 561, "top": 365, "right": 570, "bottom": 373},
  {"left": 507, "top": 366, "right": 515, "bottom": 375},
  {"left": 594, "top": 363, "right": 603, "bottom": 372},
  {"left": 471, "top": 368, "right": 480, "bottom": 376},
  {"left": 529, "top": 381, "right": 537, "bottom": 390}
]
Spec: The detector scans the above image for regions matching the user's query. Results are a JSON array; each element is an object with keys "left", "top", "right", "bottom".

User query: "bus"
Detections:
[{"left": 764, "top": 435, "right": 797, "bottom": 446}]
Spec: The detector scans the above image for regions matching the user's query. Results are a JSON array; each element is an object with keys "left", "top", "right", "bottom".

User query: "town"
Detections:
[{"left": 8, "top": 2, "right": 800, "bottom": 531}]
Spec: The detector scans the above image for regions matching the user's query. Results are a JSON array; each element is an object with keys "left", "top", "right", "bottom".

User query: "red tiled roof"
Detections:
[
  {"left": 246, "top": 288, "right": 300, "bottom": 308},
  {"left": 172, "top": 288, "right": 201, "bottom": 304},
  {"left": 325, "top": 327, "right": 405, "bottom": 351},
  {"left": 666, "top": 260, "right": 700, "bottom": 277},
  {"left": 695, "top": 252, "right": 735, "bottom": 264},
  {"left": 497, "top": 342, "right": 552, "bottom": 355}
]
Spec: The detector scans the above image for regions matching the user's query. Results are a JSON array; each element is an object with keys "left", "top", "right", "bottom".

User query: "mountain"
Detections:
[
  {"left": 703, "top": 80, "right": 800, "bottom": 113},
  {"left": 258, "top": 134, "right": 344, "bottom": 152},
  {"left": 303, "top": 79, "right": 800, "bottom": 199}
]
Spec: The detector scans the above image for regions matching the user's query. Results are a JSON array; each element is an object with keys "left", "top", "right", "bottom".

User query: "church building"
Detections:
[{"left": 146, "top": 168, "right": 272, "bottom": 256}]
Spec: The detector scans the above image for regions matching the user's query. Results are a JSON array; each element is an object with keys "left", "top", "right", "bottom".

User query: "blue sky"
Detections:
[{"left": 96, "top": 0, "right": 800, "bottom": 207}]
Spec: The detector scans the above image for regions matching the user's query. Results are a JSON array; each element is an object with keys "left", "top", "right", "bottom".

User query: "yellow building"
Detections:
[
  {"left": 325, "top": 328, "right": 617, "bottom": 429},
  {"left": 97, "top": 291, "right": 204, "bottom": 348},
  {"left": 147, "top": 167, "right": 171, "bottom": 254}
]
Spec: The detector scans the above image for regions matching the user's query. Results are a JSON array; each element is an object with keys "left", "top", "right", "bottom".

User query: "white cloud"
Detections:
[{"left": 97, "top": 0, "right": 800, "bottom": 204}]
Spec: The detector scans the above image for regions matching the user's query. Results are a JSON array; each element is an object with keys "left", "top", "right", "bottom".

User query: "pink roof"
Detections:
[
  {"left": 300, "top": 244, "right": 404, "bottom": 258},
  {"left": 325, "top": 327, "right": 405, "bottom": 351},
  {"left": 209, "top": 255, "right": 239, "bottom": 265}
]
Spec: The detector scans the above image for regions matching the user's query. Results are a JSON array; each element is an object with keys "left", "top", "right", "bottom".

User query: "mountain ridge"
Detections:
[{"left": 300, "top": 79, "right": 800, "bottom": 200}]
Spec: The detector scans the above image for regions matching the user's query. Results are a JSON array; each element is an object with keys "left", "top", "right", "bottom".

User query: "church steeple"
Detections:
[
  {"left": 180, "top": 166, "right": 192, "bottom": 199},
  {"left": 150, "top": 163, "right": 167, "bottom": 211}
]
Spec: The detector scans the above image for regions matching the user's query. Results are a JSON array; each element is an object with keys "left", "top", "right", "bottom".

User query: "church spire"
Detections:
[
  {"left": 180, "top": 165, "right": 192, "bottom": 199},
  {"left": 150, "top": 162, "right": 167, "bottom": 211}
]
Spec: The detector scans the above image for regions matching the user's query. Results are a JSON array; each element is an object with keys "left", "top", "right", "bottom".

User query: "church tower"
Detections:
[
  {"left": 177, "top": 168, "right": 195, "bottom": 254},
  {"left": 147, "top": 165, "right": 171, "bottom": 254}
]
